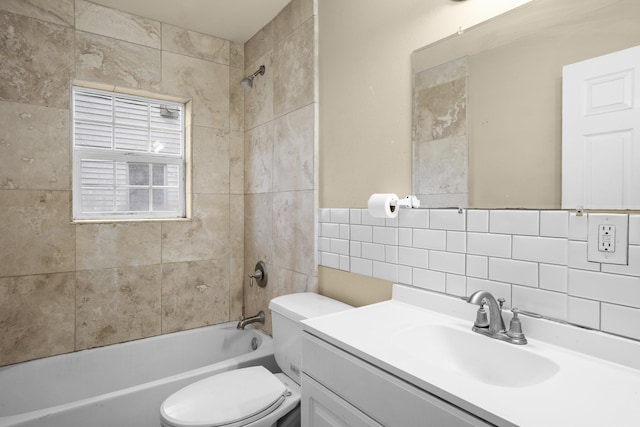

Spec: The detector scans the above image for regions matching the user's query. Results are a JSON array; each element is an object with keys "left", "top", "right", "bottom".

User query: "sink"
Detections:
[{"left": 393, "top": 324, "right": 559, "bottom": 388}]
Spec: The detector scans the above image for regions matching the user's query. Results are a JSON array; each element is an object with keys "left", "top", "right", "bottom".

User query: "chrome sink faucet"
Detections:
[{"left": 466, "top": 290, "right": 535, "bottom": 345}]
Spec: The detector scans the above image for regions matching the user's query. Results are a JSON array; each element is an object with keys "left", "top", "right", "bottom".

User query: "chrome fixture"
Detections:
[
  {"left": 236, "top": 311, "right": 265, "bottom": 330},
  {"left": 466, "top": 290, "right": 537, "bottom": 345},
  {"left": 240, "top": 65, "right": 265, "bottom": 89},
  {"left": 249, "top": 260, "right": 267, "bottom": 288}
]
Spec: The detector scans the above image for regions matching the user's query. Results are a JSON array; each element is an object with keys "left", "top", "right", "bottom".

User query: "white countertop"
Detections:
[{"left": 302, "top": 285, "right": 640, "bottom": 427}]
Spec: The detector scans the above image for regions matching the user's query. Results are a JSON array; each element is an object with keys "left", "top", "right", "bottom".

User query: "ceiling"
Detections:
[{"left": 89, "top": 0, "right": 292, "bottom": 43}]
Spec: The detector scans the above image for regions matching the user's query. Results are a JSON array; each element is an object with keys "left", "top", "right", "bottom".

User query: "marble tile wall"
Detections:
[
  {"left": 0, "top": 0, "right": 245, "bottom": 366},
  {"left": 319, "top": 208, "right": 640, "bottom": 342},
  {"left": 243, "top": 0, "right": 318, "bottom": 333},
  {"left": 413, "top": 56, "right": 469, "bottom": 208}
]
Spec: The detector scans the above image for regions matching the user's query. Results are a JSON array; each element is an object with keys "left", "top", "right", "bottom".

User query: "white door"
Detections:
[{"left": 562, "top": 45, "right": 640, "bottom": 209}]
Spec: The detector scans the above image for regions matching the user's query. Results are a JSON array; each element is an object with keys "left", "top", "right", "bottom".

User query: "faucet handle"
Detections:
[
  {"left": 497, "top": 297, "right": 505, "bottom": 310},
  {"left": 507, "top": 308, "right": 528, "bottom": 344},
  {"left": 474, "top": 302, "right": 489, "bottom": 328}
]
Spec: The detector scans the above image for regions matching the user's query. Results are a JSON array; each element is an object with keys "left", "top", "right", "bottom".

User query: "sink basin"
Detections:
[{"left": 393, "top": 324, "right": 559, "bottom": 387}]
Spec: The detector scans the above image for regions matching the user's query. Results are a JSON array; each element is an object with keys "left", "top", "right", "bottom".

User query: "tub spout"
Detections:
[{"left": 236, "top": 311, "right": 265, "bottom": 330}]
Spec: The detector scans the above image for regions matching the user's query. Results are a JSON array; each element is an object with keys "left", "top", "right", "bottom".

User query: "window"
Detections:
[{"left": 72, "top": 86, "right": 186, "bottom": 220}]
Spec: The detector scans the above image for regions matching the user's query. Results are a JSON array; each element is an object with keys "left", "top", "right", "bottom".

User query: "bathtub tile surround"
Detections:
[
  {"left": 0, "top": 0, "right": 246, "bottom": 366},
  {"left": 243, "top": 0, "right": 319, "bottom": 333},
  {"left": 319, "top": 208, "right": 640, "bottom": 342}
]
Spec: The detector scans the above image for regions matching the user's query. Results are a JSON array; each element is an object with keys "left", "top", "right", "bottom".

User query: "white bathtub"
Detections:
[{"left": 0, "top": 322, "right": 277, "bottom": 427}]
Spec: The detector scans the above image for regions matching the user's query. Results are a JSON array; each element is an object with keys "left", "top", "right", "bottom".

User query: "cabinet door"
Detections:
[
  {"left": 302, "top": 374, "right": 383, "bottom": 427},
  {"left": 303, "top": 333, "right": 493, "bottom": 427}
]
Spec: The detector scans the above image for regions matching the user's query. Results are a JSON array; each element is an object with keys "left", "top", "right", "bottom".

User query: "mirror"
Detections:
[{"left": 412, "top": 0, "right": 640, "bottom": 209}]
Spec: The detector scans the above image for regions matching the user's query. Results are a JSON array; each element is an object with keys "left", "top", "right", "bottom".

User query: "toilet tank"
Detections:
[{"left": 268, "top": 293, "right": 352, "bottom": 385}]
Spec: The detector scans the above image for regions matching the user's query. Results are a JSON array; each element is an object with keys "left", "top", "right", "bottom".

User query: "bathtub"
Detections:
[{"left": 0, "top": 322, "right": 277, "bottom": 427}]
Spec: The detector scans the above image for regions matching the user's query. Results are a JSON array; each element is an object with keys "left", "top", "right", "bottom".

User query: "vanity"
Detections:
[{"left": 301, "top": 285, "right": 640, "bottom": 426}]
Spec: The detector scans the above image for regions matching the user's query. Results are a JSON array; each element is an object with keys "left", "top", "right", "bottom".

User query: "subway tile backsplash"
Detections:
[{"left": 319, "top": 208, "right": 640, "bottom": 342}]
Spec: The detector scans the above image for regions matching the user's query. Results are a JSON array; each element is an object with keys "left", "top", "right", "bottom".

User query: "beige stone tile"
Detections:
[
  {"left": 162, "top": 51, "right": 229, "bottom": 129},
  {"left": 244, "top": 193, "right": 273, "bottom": 266},
  {"left": 229, "top": 256, "right": 244, "bottom": 322},
  {"left": 76, "top": 265, "right": 162, "bottom": 350},
  {"left": 244, "top": 122, "right": 273, "bottom": 194},
  {"left": 0, "top": 12, "right": 74, "bottom": 109},
  {"left": 75, "top": 30, "right": 161, "bottom": 91},
  {"left": 192, "top": 126, "right": 229, "bottom": 194},
  {"left": 229, "top": 66, "right": 244, "bottom": 132},
  {"left": 0, "top": 272, "right": 75, "bottom": 365},
  {"left": 76, "top": 222, "right": 162, "bottom": 270},
  {"left": 0, "top": 0, "right": 74, "bottom": 26},
  {"left": 229, "top": 194, "right": 244, "bottom": 259},
  {"left": 229, "top": 131, "right": 244, "bottom": 194},
  {"left": 161, "top": 259, "right": 230, "bottom": 333},
  {"left": 230, "top": 42, "right": 244, "bottom": 69},
  {"left": 244, "top": 53, "right": 273, "bottom": 130},
  {"left": 0, "top": 190, "right": 74, "bottom": 277},
  {"left": 161, "top": 194, "right": 230, "bottom": 263},
  {"left": 272, "top": 190, "right": 315, "bottom": 276},
  {"left": 273, "top": 104, "right": 315, "bottom": 192},
  {"left": 162, "top": 23, "right": 229, "bottom": 64},
  {"left": 0, "top": 101, "right": 70, "bottom": 191},
  {"left": 414, "top": 76, "right": 467, "bottom": 143},
  {"left": 273, "top": 17, "right": 315, "bottom": 117},
  {"left": 274, "top": 0, "right": 315, "bottom": 44},
  {"left": 245, "top": 19, "right": 274, "bottom": 64},
  {"left": 75, "top": 0, "right": 160, "bottom": 48},
  {"left": 415, "top": 135, "right": 468, "bottom": 194}
]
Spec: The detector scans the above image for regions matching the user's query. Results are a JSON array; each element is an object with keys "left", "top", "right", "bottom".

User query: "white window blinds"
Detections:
[{"left": 72, "top": 87, "right": 186, "bottom": 220}]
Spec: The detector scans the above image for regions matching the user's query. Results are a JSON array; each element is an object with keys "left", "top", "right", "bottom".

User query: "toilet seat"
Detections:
[{"left": 160, "top": 366, "right": 289, "bottom": 427}]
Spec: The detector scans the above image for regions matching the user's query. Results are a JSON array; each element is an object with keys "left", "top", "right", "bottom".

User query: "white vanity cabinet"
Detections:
[{"left": 301, "top": 333, "right": 491, "bottom": 427}]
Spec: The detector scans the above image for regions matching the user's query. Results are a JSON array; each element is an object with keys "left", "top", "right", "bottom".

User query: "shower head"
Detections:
[{"left": 240, "top": 65, "right": 265, "bottom": 89}]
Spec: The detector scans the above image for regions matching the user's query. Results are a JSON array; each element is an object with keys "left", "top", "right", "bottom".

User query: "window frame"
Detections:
[{"left": 71, "top": 85, "right": 188, "bottom": 221}]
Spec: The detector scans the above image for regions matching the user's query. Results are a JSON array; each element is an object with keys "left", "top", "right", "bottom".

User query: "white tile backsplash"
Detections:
[
  {"left": 430, "top": 209, "right": 466, "bottom": 231},
  {"left": 429, "top": 250, "right": 466, "bottom": 275},
  {"left": 540, "top": 210, "right": 569, "bottom": 238},
  {"left": 446, "top": 273, "right": 466, "bottom": 296},
  {"left": 330, "top": 208, "right": 350, "bottom": 224},
  {"left": 373, "top": 226, "right": 398, "bottom": 245},
  {"left": 601, "top": 303, "right": 640, "bottom": 340},
  {"left": 413, "top": 229, "right": 446, "bottom": 250},
  {"left": 568, "top": 240, "right": 600, "bottom": 271},
  {"left": 467, "top": 209, "right": 489, "bottom": 232},
  {"left": 569, "top": 268, "right": 640, "bottom": 308},
  {"left": 489, "top": 257, "right": 539, "bottom": 288},
  {"left": 512, "top": 236, "right": 568, "bottom": 265},
  {"left": 413, "top": 267, "right": 446, "bottom": 292},
  {"left": 467, "top": 232, "right": 512, "bottom": 258},
  {"left": 630, "top": 215, "right": 640, "bottom": 245},
  {"left": 399, "top": 209, "right": 429, "bottom": 228},
  {"left": 446, "top": 231, "right": 466, "bottom": 253},
  {"left": 512, "top": 286, "right": 567, "bottom": 320},
  {"left": 318, "top": 208, "right": 639, "bottom": 342},
  {"left": 466, "top": 255, "right": 488, "bottom": 279},
  {"left": 539, "top": 263, "right": 568, "bottom": 293},
  {"left": 398, "top": 246, "right": 429, "bottom": 268},
  {"left": 490, "top": 210, "right": 540, "bottom": 236},
  {"left": 567, "top": 296, "right": 600, "bottom": 329}
]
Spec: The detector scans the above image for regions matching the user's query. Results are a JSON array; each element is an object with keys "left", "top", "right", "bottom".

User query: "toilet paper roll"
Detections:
[{"left": 368, "top": 193, "right": 399, "bottom": 219}]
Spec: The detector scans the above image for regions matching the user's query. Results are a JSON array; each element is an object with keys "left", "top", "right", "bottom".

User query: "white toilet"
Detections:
[{"left": 160, "top": 293, "right": 352, "bottom": 427}]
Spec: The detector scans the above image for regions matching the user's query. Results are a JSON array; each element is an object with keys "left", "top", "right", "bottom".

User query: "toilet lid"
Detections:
[{"left": 161, "top": 366, "right": 287, "bottom": 427}]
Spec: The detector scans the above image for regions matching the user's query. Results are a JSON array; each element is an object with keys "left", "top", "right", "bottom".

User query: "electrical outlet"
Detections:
[
  {"left": 598, "top": 224, "right": 616, "bottom": 252},
  {"left": 587, "top": 214, "right": 628, "bottom": 264}
]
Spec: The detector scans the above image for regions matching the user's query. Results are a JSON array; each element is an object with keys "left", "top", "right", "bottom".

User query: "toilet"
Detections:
[{"left": 160, "top": 293, "right": 352, "bottom": 427}]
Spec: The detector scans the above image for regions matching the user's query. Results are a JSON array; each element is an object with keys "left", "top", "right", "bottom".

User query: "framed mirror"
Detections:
[{"left": 412, "top": 0, "right": 640, "bottom": 209}]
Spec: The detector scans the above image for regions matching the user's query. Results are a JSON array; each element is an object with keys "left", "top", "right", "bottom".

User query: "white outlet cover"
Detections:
[{"left": 587, "top": 213, "right": 629, "bottom": 265}]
